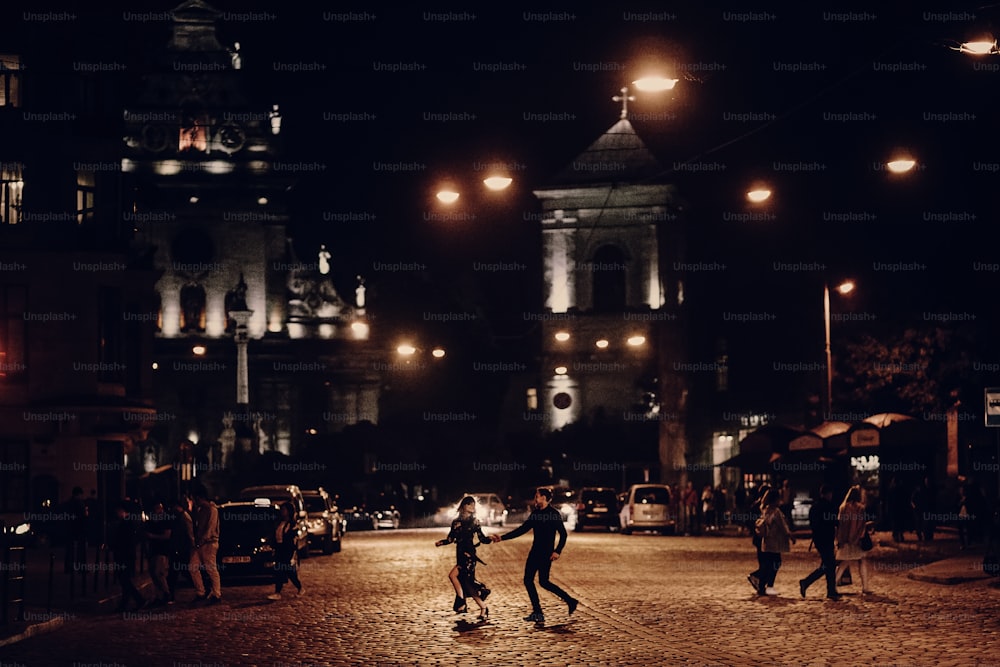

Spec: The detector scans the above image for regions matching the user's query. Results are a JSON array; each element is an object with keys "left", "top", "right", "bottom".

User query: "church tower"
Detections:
[
  {"left": 533, "top": 113, "right": 689, "bottom": 484},
  {"left": 122, "top": 1, "right": 377, "bottom": 477}
]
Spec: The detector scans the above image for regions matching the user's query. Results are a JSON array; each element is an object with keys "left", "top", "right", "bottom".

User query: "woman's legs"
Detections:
[
  {"left": 448, "top": 565, "right": 463, "bottom": 596},
  {"left": 860, "top": 557, "right": 871, "bottom": 592},
  {"left": 835, "top": 559, "right": 858, "bottom": 587}
]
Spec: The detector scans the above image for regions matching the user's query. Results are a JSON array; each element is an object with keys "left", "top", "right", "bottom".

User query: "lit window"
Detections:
[
  {"left": 526, "top": 388, "right": 538, "bottom": 411},
  {"left": 179, "top": 114, "right": 209, "bottom": 152},
  {"left": 0, "top": 55, "right": 22, "bottom": 108},
  {"left": 1, "top": 161, "right": 24, "bottom": 225}
]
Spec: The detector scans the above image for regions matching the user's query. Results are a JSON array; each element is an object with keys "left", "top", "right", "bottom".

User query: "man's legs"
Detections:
[
  {"left": 535, "top": 557, "right": 572, "bottom": 603},
  {"left": 200, "top": 542, "right": 221, "bottom": 599},
  {"left": 188, "top": 548, "right": 206, "bottom": 598},
  {"left": 522, "top": 558, "right": 542, "bottom": 613}
]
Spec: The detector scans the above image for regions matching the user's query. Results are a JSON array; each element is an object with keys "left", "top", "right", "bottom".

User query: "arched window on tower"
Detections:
[
  {"left": 179, "top": 284, "right": 206, "bottom": 332},
  {"left": 591, "top": 245, "right": 627, "bottom": 312}
]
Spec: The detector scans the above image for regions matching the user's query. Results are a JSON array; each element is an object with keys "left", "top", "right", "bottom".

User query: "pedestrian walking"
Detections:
[
  {"left": 755, "top": 488, "right": 795, "bottom": 595},
  {"left": 834, "top": 485, "right": 873, "bottom": 595},
  {"left": 491, "top": 487, "right": 578, "bottom": 624},
  {"left": 798, "top": 484, "right": 841, "bottom": 600},
  {"left": 434, "top": 496, "right": 491, "bottom": 621},
  {"left": 110, "top": 501, "right": 147, "bottom": 612},
  {"left": 746, "top": 483, "right": 771, "bottom": 593},
  {"left": 680, "top": 481, "right": 700, "bottom": 535},
  {"left": 167, "top": 496, "right": 195, "bottom": 604},
  {"left": 267, "top": 502, "right": 303, "bottom": 600},
  {"left": 188, "top": 485, "right": 222, "bottom": 604},
  {"left": 701, "top": 485, "right": 716, "bottom": 532},
  {"left": 144, "top": 500, "right": 172, "bottom": 606}
]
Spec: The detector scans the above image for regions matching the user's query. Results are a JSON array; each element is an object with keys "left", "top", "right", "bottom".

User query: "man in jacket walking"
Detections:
[
  {"left": 799, "top": 484, "right": 841, "bottom": 600},
  {"left": 492, "top": 487, "right": 578, "bottom": 623}
]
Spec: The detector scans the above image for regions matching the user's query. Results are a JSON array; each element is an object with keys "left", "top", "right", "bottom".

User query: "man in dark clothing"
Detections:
[
  {"left": 64, "top": 487, "right": 88, "bottom": 575},
  {"left": 799, "top": 485, "right": 841, "bottom": 600},
  {"left": 491, "top": 487, "right": 578, "bottom": 623},
  {"left": 167, "top": 497, "right": 195, "bottom": 604},
  {"left": 110, "top": 501, "right": 146, "bottom": 612}
]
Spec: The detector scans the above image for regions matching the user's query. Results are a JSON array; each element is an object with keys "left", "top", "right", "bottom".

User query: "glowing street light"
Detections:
[
  {"left": 435, "top": 189, "right": 460, "bottom": 204},
  {"left": 396, "top": 343, "right": 417, "bottom": 356},
  {"left": 482, "top": 175, "right": 513, "bottom": 191},
  {"left": 632, "top": 75, "right": 678, "bottom": 92},
  {"left": 746, "top": 188, "right": 772, "bottom": 203},
  {"left": 886, "top": 157, "right": 917, "bottom": 174},
  {"left": 554, "top": 331, "right": 570, "bottom": 342}
]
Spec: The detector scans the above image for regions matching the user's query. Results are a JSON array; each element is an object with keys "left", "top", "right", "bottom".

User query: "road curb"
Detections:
[{"left": 0, "top": 617, "right": 65, "bottom": 648}]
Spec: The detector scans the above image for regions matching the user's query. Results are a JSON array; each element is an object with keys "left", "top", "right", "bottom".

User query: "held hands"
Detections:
[
  {"left": 490, "top": 534, "right": 501, "bottom": 543},
  {"left": 434, "top": 539, "right": 447, "bottom": 547}
]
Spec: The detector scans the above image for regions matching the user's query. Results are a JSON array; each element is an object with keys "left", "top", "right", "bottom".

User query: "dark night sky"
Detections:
[{"left": 7, "top": 0, "right": 1000, "bottom": 405}]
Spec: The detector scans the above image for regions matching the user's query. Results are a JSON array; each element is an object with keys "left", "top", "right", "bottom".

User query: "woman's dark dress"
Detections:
[{"left": 442, "top": 515, "right": 489, "bottom": 598}]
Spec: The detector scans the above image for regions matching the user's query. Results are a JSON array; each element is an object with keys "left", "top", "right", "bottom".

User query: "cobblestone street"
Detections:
[{"left": 2, "top": 529, "right": 999, "bottom": 666}]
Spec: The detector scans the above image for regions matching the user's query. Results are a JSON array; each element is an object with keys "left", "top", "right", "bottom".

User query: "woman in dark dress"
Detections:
[{"left": 435, "top": 496, "right": 491, "bottom": 621}]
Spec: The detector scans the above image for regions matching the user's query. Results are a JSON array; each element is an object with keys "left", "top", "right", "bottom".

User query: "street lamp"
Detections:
[{"left": 823, "top": 280, "right": 855, "bottom": 417}]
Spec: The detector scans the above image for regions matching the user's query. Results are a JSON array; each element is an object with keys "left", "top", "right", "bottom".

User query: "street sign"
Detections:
[{"left": 984, "top": 387, "right": 1000, "bottom": 427}]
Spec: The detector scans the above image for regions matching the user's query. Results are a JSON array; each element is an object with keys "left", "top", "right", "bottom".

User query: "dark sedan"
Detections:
[{"left": 217, "top": 499, "right": 307, "bottom": 578}]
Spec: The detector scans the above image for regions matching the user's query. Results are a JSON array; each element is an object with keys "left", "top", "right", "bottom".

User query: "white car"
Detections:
[{"left": 619, "top": 484, "right": 675, "bottom": 535}]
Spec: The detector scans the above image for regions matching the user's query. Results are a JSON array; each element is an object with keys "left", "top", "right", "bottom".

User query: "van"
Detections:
[{"left": 619, "top": 484, "right": 675, "bottom": 535}]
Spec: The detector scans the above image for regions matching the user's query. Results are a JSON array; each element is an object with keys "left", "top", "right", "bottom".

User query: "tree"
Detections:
[{"left": 837, "top": 325, "right": 978, "bottom": 416}]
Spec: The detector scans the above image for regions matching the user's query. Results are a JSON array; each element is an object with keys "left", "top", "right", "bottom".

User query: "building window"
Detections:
[
  {"left": 1, "top": 161, "right": 24, "bottom": 225},
  {"left": 0, "top": 285, "right": 26, "bottom": 379},
  {"left": 0, "top": 55, "right": 22, "bottom": 108},
  {"left": 526, "top": 387, "right": 538, "bottom": 411},
  {"left": 77, "top": 170, "right": 96, "bottom": 225},
  {"left": 179, "top": 113, "right": 209, "bottom": 152}
]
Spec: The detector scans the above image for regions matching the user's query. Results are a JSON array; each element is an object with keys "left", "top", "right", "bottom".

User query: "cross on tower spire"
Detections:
[{"left": 612, "top": 86, "right": 635, "bottom": 120}]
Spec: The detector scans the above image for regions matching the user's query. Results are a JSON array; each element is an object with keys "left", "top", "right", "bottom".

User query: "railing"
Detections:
[{"left": 1, "top": 542, "right": 27, "bottom": 624}]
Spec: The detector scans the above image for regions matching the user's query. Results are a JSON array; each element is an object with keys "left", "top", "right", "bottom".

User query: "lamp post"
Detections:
[{"left": 823, "top": 280, "right": 855, "bottom": 418}]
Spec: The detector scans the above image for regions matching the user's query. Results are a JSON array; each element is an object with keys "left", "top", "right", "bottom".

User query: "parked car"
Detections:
[
  {"left": 238, "top": 484, "right": 309, "bottom": 558},
  {"left": 216, "top": 499, "right": 308, "bottom": 579},
  {"left": 301, "top": 487, "right": 343, "bottom": 553},
  {"left": 371, "top": 502, "right": 401, "bottom": 530},
  {"left": 574, "top": 487, "right": 621, "bottom": 531},
  {"left": 619, "top": 484, "right": 675, "bottom": 535},
  {"left": 435, "top": 493, "right": 507, "bottom": 527},
  {"left": 341, "top": 502, "right": 377, "bottom": 531}
]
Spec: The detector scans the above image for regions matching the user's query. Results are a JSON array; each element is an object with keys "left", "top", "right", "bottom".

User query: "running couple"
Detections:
[{"left": 436, "top": 487, "right": 579, "bottom": 624}]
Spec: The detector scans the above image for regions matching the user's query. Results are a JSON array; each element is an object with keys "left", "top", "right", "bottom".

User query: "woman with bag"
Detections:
[
  {"left": 435, "top": 496, "right": 491, "bottom": 621},
  {"left": 746, "top": 484, "right": 771, "bottom": 593},
  {"left": 834, "top": 485, "right": 874, "bottom": 595},
  {"left": 755, "top": 488, "right": 795, "bottom": 595}
]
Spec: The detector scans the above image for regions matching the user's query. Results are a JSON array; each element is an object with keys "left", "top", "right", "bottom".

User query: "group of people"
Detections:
[
  {"left": 747, "top": 482, "right": 874, "bottom": 599},
  {"left": 435, "top": 487, "right": 578, "bottom": 624},
  {"left": 109, "top": 486, "right": 302, "bottom": 611},
  {"left": 110, "top": 486, "right": 224, "bottom": 611}
]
